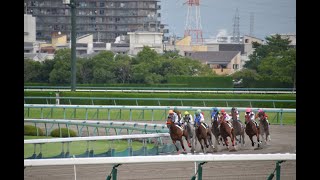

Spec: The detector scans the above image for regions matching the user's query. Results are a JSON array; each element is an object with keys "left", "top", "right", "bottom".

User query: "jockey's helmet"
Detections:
[
  {"left": 173, "top": 107, "right": 178, "bottom": 111},
  {"left": 168, "top": 110, "right": 174, "bottom": 114},
  {"left": 231, "top": 107, "right": 237, "bottom": 111},
  {"left": 184, "top": 111, "right": 189, "bottom": 115},
  {"left": 246, "top": 108, "right": 251, "bottom": 113},
  {"left": 258, "top": 109, "right": 264, "bottom": 113},
  {"left": 212, "top": 107, "right": 218, "bottom": 112},
  {"left": 221, "top": 109, "right": 226, "bottom": 113},
  {"left": 195, "top": 109, "right": 201, "bottom": 115}
]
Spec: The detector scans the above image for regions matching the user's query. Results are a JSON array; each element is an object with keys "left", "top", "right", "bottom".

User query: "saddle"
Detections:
[{"left": 175, "top": 124, "right": 184, "bottom": 131}]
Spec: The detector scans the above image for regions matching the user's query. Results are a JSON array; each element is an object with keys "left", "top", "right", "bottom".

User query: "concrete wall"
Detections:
[
  {"left": 77, "top": 34, "right": 93, "bottom": 44},
  {"left": 243, "top": 35, "right": 263, "bottom": 45},
  {"left": 24, "top": 14, "right": 36, "bottom": 42},
  {"left": 128, "top": 32, "right": 163, "bottom": 55},
  {"left": 207, "top": 44, "right": 219, "bottom": 51}
]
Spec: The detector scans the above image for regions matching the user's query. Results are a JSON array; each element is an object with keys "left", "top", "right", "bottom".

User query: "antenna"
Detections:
[
  {"left": 232, "top": 8, "right": 240, "bottom": 43},
  {"left": 184, "top": 0, "right": 203, "bottom": 44}
]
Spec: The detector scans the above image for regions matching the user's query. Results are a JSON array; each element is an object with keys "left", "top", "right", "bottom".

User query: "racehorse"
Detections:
[
  {"left": 231, "top": 109, "right": 245, "bottom": 146},
  {"left": 244, "top": 114, "right": 262, "bottom": 148},
  {"left": 211, "top": 113, "right": 223, "bottom": 149},
  {"left": 257, "top": 112, "right": 271, "bottom": 144},
  {"left": 183, "top": 116, "right": 196, "bottom": 153},
  {"left": 194, "top": 121, "right": 214, "bottom": 153},
  {"left": 166, "top": 116, "right": 190, "bottom": 153},
  {"left": 219, "top": 115, "right": 236, "bottom": 151}
]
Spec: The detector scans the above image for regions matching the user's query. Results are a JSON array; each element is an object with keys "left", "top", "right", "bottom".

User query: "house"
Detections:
[{"left": 185, "top": 51, "right": 241, "bottom": 75}]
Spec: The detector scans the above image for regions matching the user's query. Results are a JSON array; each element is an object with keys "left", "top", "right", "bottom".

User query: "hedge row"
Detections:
[
  {"left": 25, "top": 83, "right": 190, "bottom": 88},
  {"left": 24, "top": 92, "right": 296, "bottom": 108},
  {"left": 167, "top": 76, "right": 233, "bottom": 88},
  {"left": 51, "top": 128, "right": 77, "bottom": 137},
  {"left": 24, "top": 125, "right": 44, "bottom": 136},
  {"left": 241, "top": 79, "right": 294, "bottom": 88}
]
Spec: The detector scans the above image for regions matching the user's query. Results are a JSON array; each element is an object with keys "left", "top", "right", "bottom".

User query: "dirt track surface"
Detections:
[{"left": 24, "top": 124, "right": 296, "bottom": 179}]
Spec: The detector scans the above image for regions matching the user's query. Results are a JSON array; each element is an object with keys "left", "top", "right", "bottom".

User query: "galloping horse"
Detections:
[
  {"left": 166, "top": 116, "right": 190, "bottom": 153},
  {"left": 219, "top": 115, "right": 236, "bottom": 151},
  {"left": 257, "top": 112, "right": 270, "bottom": 144},
  {"left": 183, "top": 116, "right": 196, "bottom": 153},
  {"left": 195, "top": 121, "right": 213, "bottom": 153},
  {"left": 211, "top": 113, "right": 222, "bottom": 147},
  {"left": 245, "top": 114, "right": 262, "bottom": 148},
  {"left": 231, "top": 109, "right": 245, "bottom": 146}
]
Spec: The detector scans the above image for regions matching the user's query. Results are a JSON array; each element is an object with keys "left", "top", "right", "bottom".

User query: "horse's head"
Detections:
[
  {"left": 166, "top": 116, "right": 173, "bottom": 128},
  {"left": 219, "top": 114, "right": 226, "bottom": 122},
  {"left": 245, "top": 114, "right": 251, "bottom": 123}
]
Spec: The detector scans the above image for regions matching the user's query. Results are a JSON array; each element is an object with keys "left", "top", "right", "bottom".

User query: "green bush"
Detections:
[
  {"left": 50, "top": 128, "right": 77, "bottom": 137},
  {"left": 167, "top": 76, "right": 233, "bottom": 88},
  {"left": 24, "top": 125, "right": 44, "bottom": 136}
]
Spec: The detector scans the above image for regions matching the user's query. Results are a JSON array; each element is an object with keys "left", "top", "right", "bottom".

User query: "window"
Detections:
[
  {"left": 245, "top": 39, "right": 249, "bottom": 43},
  {"left": 100, "top": 10, "right": 104, "bottom": 15},
  {"left": 233, "top": 64, "right": 239, "bottom": 69}
]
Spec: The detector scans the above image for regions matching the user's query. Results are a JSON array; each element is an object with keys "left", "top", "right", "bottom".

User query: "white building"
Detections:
[
  {"left": 24, "top": 14, "right": 36, "bottom": 43},
  {"left": 128, "top": 31, "right": 163, "bottom": 55}
]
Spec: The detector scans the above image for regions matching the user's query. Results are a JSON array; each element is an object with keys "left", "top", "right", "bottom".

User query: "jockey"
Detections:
[
  {"left": 220, "top": 109, "right": 232, "bottom": 124},
  {"left": 194, "top": 109, "right": 209, "bottom": 128},
  {"left": 183, "top": 111, "right": 194, "bottom": 127},
  {"left": 173, "top": 107, "right": 182, "bottom": 123},
  {"left": 211, "top": 107, "right": 220, "bottom": 122},
  {"left": 230, "top": 107, "right": 242, "bottom": 123},
  {"left": 245, "top": 108, "right": 258, "bottom": 128},
  {"left": 168, "top": 109, "right": 182, "bottom": 126},
  {"left": 256, "top": 109, "right": 270, "bottom": 125}
]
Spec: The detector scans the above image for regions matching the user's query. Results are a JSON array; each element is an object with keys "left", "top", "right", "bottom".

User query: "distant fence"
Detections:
[
  {"left": 24, "top": 119, "right": 169, "bottom": 137},
  {"left": 24, "top": 104, "right": 296, "bottom": 125},
  {"left": 24, "top": 133, "right": 175, "bottom": 159}
]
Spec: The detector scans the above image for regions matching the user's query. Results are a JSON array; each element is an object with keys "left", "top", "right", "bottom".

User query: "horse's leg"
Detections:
[
  {"left": 198, "top": 137, "right": 204, "bottom": 153},
  {"left": 241, "top": 130, "right": 245, "bottom": 146},
  {"left": 242, "top": 129, "right": 245, "bottom": 145},
  {"left": 257, "top": 133, "right": 261, "bottom": 148},
  {"left": 249, "top": 135, "right": 255, "bottom": 147},
  {"left": 220, "top": 136, "right": 225, "bottom": 146},
  {"left": 230, "top": 131, "right": 235, "bottom": 147},
  {"left": 223, "top": 137, "right": 229, "bottom": 150},
  {"left": 179, "top": 139, "right": 186, "bottom": 152},
  {"left": 208, "top": 132, "right": 214, "bottom": 149},
  {"left": 172, "top": 140, "right": 179, "bottom": 152},
  {"left": 185, "top": 133, "right": 191, "bottom": 148}
]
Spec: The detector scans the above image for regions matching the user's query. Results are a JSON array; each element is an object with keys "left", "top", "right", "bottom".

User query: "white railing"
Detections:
[
  {"left": 24, "top": 133, "right": 170, "bottom": 144},
  {"left": 24, "top": 153, "right": 296, "bottom": 166}
]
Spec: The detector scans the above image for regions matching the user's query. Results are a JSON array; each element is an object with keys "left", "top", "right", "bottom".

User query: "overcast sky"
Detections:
[{"left": 160, "top": 0, "right": 296, "bottom": 39}]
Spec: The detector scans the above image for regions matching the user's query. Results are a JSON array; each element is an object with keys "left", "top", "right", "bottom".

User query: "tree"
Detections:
[
  {"left": 91, "top": 51, "right": 116, "bottom": 83},
  {"left": 77, "top": 58, "right": 94, "bottom": 84},
  {"left": 258, "top": 48, "right": 296, "bottom": 88},
  {"left": 49, "top": 49, "right": 71, "bottom": 84},
  {"left": 113, "top": 55, "right": 132, "bottom": 83},
  {"left": 244, "top": 34, "right": 292, "bottom": 70},
  {"left": 24, "top": 59, "right": 41, "bottom": 82},
  {"left": 136, "top": 46, "right": 158, "bottom": 62}
]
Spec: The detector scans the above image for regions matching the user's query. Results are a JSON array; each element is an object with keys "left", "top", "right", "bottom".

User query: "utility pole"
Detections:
[{"left": 63, "top": 0, "right": 77, "bottom": 91}]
